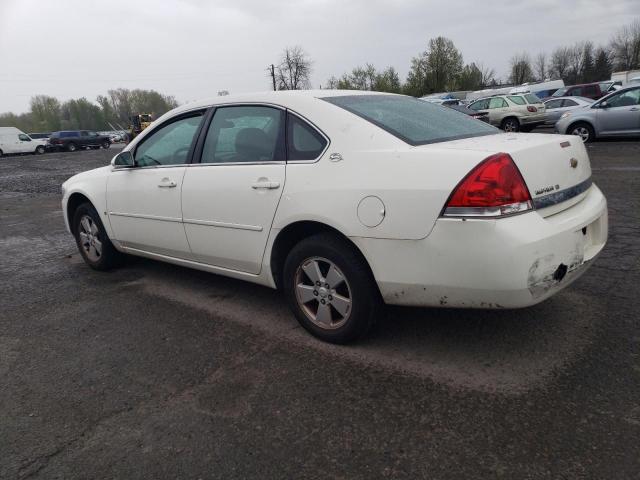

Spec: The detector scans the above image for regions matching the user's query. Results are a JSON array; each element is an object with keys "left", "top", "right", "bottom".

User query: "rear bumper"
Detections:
[{"left": 353, "top": 184, "right": 607, "bottom": 308}]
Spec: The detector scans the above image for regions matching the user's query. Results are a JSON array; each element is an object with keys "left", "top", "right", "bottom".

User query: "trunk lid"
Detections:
[{"left": 431, "top": 133, "right": 592, "bottom": 216}]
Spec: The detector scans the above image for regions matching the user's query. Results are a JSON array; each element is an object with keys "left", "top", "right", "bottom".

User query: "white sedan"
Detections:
[{"left": 61, "top": 91, "right": 608, "bottom": 343}]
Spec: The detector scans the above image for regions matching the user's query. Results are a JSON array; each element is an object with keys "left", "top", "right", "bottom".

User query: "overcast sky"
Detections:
[{"left": 1, "top": 0, "right": 638, "bottom": 113}]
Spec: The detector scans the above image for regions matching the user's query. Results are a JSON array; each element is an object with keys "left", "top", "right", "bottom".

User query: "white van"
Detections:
[{"left": 0, "top": 127, "right": 48, "bottom": 156}]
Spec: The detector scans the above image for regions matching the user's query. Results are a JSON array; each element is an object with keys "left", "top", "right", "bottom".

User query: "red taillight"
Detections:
[
  {"left": 443, "top": 153, "right": 533, "bottom": 217},
  {"left": 527, "top": 105, "right": 537, "bottom": 112}
]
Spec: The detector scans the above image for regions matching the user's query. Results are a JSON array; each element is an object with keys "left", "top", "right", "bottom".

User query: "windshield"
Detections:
[
  {"left": 322, "top": 95, "right": 497, "bottom": 146},
  {"left": 552, "top": 87, "right": 568, "bottom": 97}
]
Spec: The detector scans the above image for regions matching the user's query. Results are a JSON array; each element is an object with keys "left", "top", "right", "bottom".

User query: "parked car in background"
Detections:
[
  {"left": 49, "top": 130, "right": 111, "bottom": 152},
  {"left": 551, "top": 82, "right": 611, "bottom": 100},
  {"left": 61, "top": 90, "right": 607, "bottom": 343},
  {"left": 543, "top": 96, "right": 594, "bottom": 125},
  {"left": 0, "top": 127, "right": 48, "bottom": 156},
  {"left": 447, "top": 104, "right": 490, "bottom": 123},
  {"left": 28, "top": 132, "right": 51, "bottom": 140},
  {"left": 555, "top": 85, "right": 640, "bottom": 142},
  {"left": 468, "top": 93, "right": 546, "bottom": 132}
]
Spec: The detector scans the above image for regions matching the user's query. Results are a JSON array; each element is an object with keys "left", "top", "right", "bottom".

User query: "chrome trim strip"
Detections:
[
  {"left": 533, "top": 178, "right": 593, "bottom": 210},
  {"left": 189, "top": 161, "right": 286, "bottom": 167},
  {"left": 108, "top": 212, "right": 182, "bottom": 223},
  {"left": 183, "top": 218, "right": 263, "bottom": 231}
]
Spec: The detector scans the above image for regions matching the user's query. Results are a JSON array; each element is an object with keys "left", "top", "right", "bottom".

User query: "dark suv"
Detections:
[
  {"left": 550, "top": 82, "right": 616, "bottom": 101},
  {"left": 49, "top": 131, "right": 111, "bottom": 152}
]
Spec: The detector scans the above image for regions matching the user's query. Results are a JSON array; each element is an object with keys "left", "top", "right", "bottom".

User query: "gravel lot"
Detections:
[{"left": 1, "top": 138, "right": 639, "bottom": 479}]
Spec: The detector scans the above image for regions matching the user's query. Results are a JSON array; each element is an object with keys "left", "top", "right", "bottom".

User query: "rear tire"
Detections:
[
  {"left": 283, "top": 233, "right": 380, "bottom": 344},
  {"left": 101, "top": 141, "right": 110, "bottom": 149},
  {"left": 501, "top": 117, "right": 520, "bottom": 132},
  {"left": 569, "top": 122, "right": 595, "bottom": 143},
  {"left": 67, "top": 142, "right": 77, "bottom": 152},
  {"left": 72, "top": 202, "right": 122, "bottom": 270}
]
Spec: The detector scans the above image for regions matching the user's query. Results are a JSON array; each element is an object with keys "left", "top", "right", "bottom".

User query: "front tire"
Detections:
[
  {"left": 101, "top": 141, "right": 111, "bottom": 149},
  {"left": 67, "top": 142, "right": 77, "bottom": 152},
  {"left": 501, "top": 117, "right": 520, "bottom": 132},
  {"left": 35, "top": 145, "right": 46, "bottom": 154},
  {"left": 283, "top": 233, "right": 379, "bottom": 344},
  {"left": 569, "top": 122, "right": 595, "bottom": 143},
  {"left": 72, "top": 203, "right": 122, "bottom": 270}
]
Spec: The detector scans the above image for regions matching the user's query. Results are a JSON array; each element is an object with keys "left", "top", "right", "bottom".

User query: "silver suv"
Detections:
[
  {"left": 468, "top": 94, "right": 546, "bottom": 132},
  {"left": 554, "top": 85, "right": 640, "bottom": 142}
]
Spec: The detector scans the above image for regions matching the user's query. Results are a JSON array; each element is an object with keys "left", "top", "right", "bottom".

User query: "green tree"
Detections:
[
  {"left": 374, "top": 67, "right": 402, "bottom": 93},
  {"left": 30, "top": 95, "right": 62, "bottom": 131},
  {"left": 405, "top": 36, "right": 463, "bottom": 96}
]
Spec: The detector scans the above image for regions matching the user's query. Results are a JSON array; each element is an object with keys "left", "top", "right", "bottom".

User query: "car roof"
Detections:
[{"left": 173, "top": 89, "right": 392, "bottom": 114}]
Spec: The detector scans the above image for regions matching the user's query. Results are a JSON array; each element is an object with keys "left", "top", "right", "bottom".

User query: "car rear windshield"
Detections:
[
  {"left": 525, "top": 94, "right": 542, "bottom": 104},
  {"left": 322, "top": 95, "right": 497, "bottom": 145}
]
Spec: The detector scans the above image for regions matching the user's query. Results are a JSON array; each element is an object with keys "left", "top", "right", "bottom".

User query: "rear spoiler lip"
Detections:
[{"left": 532, "top": 177, "right": 593, "bottom": 210}]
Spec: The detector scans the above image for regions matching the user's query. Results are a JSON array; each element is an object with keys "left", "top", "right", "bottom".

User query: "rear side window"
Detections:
[
  {"left": 323, "top": 95, "right": 496, "bottom": 146},
  {"left": 201, "top": 106, "right": 285, "bottom": 163},
  {"left": 287, "top": 114, "right": 327, "bottom": 161},
  {"left": 570, "top": 87, "right": 583, "bottom": 96},
  {"left": 545, "top": 99, "right": 563, "bottom": 109},
  {"left": 524, "top": 94, "right": 541, "bottom": 104},
  {"left": 507, "top": 96, "right": 526, "bottom": 105},
  {"left": 562, "top": 99, "right": 578, "bottom": 107}
]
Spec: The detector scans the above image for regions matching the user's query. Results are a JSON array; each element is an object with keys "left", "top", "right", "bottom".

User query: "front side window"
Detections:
[
  {"left": 489, "top": 97, "right": 507, "bottom": 109},
  {"left": 134, "top": 112, "right": 204, "bottom": 167},
  {"left": 606, "top": 88, "right": 640, "bottom": 108},
  {"left": 469, "top": 99, "right": 489, "bottom": 111},
  {"left": 323, "top": 95, "right": 497, "bottom": 146},
  {"left": 287, "top": 114, "right": 327, "bottom": 160},
  {"left": 201, "top": 106, "right": 285, "bottom": 163},
  {"left": 18, "top": 134, "right": 30, "bottom": 141}
]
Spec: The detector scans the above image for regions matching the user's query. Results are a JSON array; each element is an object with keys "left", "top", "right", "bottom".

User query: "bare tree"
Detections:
[
  {"left": 276, "top": 46, "right": 312, "bottom": 90},
  {"left": 509, "top": 52, "right": 534, "bottom": 84},
  {"left": 534, "top": 52, "right": 548, "bottom": 81},
  {"left": 549, "top": 46, "right": 572, "bottom": 81},
  {"left": 478, "top": 63, "right": 496, "bottom": 86},
  {"left": 610, "top": 19, "right": 640, "bottom": 70}
]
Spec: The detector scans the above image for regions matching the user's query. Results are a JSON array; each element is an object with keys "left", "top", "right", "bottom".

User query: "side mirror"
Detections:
[
  {"left": 599, "top": 101, "right": 609, "bottom": 109},
  {"left": 111, "top": 151, "right": 135, "bottom": 168}
]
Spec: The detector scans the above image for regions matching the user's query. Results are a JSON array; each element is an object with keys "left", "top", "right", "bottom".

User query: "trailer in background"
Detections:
[{"left": 611, "top": 70, "right": 640, "bottom": 86}]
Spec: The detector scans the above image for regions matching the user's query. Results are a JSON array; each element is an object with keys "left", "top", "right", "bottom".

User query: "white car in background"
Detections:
[
  {"left": 468, "top": 94, "right": 547, "bottom": 132},
  {"left": 61, "top": 91, "right": 607, "bottom": 343},
  {"left": 0, "top": 127, "right": 48, "bottom": 156}
]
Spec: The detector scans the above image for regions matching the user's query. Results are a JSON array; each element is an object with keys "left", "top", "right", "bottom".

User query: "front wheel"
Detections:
[
  {"left": 67, "top": 142, "right": 77, "bottom": 152},
  {"left": 72, "top": 203, "right": 122, "bottom": 270},
  {"left": 101, "top": 141, "right": 110, "bottom": 149},
  {"left": 35, "top": 145, "right": 46, "bottom": 154},
  {"left": 569, "top": 122, "right": 595, "bottom": 143},
  {"left": 283, "top": 233, "right": 380, "bottom": 344}
]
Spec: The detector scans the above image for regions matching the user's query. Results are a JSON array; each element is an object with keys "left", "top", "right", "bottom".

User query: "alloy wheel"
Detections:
[
  {"left": 571, "top": 126, "right": 590, "bottom": 142},
  {"left": 78, "top": 214, "right": 102, "bottom": 262},
  {"left": 294, "top": 257, "right": 352, "bottom": 330}
]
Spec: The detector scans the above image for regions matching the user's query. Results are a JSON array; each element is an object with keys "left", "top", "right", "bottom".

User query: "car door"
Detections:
[
  {"left": 106, "top": 110, "right": 206, "bottom": 258},
  {"left": 487, "top": 97, "right": 509, "bottom": 125},
  {"left": 596, "top": 88, "right": 640, "bottom": 135},
  {"left": 181, "top": 105, "right": 287, "bottom": 274},
  {"left": 16, "top": 133, "right": 33, "bottom": 153}
]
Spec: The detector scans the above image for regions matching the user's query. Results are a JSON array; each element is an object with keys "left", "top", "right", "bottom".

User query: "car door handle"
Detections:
[
  {"left": 158, "top": 178, "right": 177, "bottom": 188},
  {"left": 251, "top": 180, "right": 280, "bottom": 189}
]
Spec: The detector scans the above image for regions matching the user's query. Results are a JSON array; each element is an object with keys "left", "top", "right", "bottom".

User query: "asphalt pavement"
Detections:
[{"left": 1, "top": 138, "right": 639, "bottom": 479}]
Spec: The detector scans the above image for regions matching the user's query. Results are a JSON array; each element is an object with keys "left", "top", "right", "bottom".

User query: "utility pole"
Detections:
[{"left": 269, "top": 64, "right": 277, "bottom": 91}]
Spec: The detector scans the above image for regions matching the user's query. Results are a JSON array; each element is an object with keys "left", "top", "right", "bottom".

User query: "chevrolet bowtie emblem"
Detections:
[{"left": 570, "top": 158, "right": 578, "bottom": 168}]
